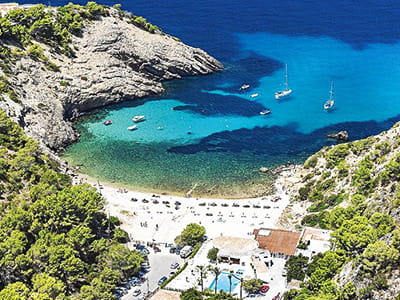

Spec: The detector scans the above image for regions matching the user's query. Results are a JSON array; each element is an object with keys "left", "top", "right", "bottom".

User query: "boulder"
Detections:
[{"left": 327, "top": 130, "right": 349, "bottom": 142}]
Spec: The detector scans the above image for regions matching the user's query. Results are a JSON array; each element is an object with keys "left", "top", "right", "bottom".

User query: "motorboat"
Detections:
[
  {"left": 324, "top": 81, "right": 335, "bottom": 110},
  {"left": 103, "top": 120, "right": 112, "bottom": 126},
  {"left": 275, "top": 64, "right": 292, "bottom": 99},
  {"left": 132, "top": 115, "right": 145, "bottom": 122},
  {"left": 239, "top": 84, "right": 250, "bottom": 90},
  {"left": 250, "top": 93, "right": 259, "bottom": 98},
  {"left": 259, "top": 109, "right": 271, "bottom": 115},
  {"left": 127, "top": 125, "right": 137, "bottom": 131}
]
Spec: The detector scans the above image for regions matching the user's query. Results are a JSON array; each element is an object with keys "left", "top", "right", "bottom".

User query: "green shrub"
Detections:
[
  {"left": 304, "top": 154, "right": 318, "bottom": 168},
  {"left": 326, "top": 144, "right": 350, "bottom": 168},
  {"left": 59, "top": 80, "right": 69, "bottom": 86}
]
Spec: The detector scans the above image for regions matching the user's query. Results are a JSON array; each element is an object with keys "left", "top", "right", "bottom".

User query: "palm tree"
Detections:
[
  {"left": 196, "top": 265, "right": 207, "bottom": 293},
  {"left": 228, "top": 270, "right": 234, "bottom": 294},
  {"left": 209, "top": 265, "right": 221, "bottom": 294}
]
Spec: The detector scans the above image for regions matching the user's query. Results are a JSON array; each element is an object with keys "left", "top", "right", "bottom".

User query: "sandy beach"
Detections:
[{"left": 75, "top": 168, "right": 298, "bottom": 246}]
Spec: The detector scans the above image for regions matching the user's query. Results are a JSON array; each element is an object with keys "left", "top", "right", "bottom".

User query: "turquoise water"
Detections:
[
  {"left": 58, "top": 1, "right": 400, "bottom": 197},
  {"left": 209, "top": 272, "right": 241, "bottom": 293}
]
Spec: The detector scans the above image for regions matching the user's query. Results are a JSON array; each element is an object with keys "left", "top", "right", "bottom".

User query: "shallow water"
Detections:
[{"left": 20, "top": 0, "right": 400, "bottom": 197}]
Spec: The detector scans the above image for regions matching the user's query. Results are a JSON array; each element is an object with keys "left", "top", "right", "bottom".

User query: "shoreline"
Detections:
[
  {"left": 73, "top": 165, "right": 303, "bottom": 244},
  {"left": 72, "top": 171, "right": 277, "bottom": 200}
]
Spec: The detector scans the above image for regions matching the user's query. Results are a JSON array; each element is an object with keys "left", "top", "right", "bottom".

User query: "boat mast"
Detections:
[
  {"left": 329, "top": 80, "right": 334, "bottom": 101},
  {"left": 284, "top": 64, "right": 289, "bottom": 91}
]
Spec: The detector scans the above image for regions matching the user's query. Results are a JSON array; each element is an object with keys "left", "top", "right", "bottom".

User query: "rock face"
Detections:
[{"left": 0, "top": 8, "right": 222, "bottom": 150}]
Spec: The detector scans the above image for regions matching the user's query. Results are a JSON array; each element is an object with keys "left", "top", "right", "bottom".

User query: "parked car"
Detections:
[
  {"left": 170, "top": 262, "right": 180, "bottom": 269},
  {"left": 260, "top": 285, "right": 270, "bottom": 293},
  {"left": 130, "top": 198, "right": 138, "bottom": 202},
  {"left": 175, "top": 201, "right": 181, "bottom": 205},
  {"left": 170, "top": 247, "right": 177, "bottom": 254},
  {"left": 198, "top": 202, "right": 206, "bottom": 206},
  {"left": 136, "top": 245, "right": 150, "bottom": 255},
  {"left": 170, "top": 271, "right": 176, "bottom": 276},
  {"left": 232, "top": 203, "right": 240, "bottom": 207},
  {"left": 133, "top": 289, "right": 141, "bottom": 296},
  {"left": 142, "top": 199, "right": 149, "bottom": 203},
  {"left": 175, "top": 247, "right": 183, "bottom": 255},
  {"left": 180, "top": 246, "right": 193, "bottom": 258},
  {"left": 158, "top": 276, "right": 167, "bottom": 285}
]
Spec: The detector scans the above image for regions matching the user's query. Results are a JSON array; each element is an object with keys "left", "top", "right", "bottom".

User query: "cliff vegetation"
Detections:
[
  {"left": 284, "top": 123, "right": 400, "bottom": 300},
  {"left": 0, "top": 109, "right": 144, "bottom": 299}
]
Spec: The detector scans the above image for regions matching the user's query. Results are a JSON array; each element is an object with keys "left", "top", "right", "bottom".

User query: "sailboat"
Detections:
[
  {"left": 324, "top": 81, "right": 335, "bottom": 110},
  {"left": 275, "top": 64, "right": 292, "bottom": 99}
]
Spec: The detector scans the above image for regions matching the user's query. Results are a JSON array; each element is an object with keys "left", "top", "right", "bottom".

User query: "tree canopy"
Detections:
[{"left": 0, "top": 109, "right": 143, "bottom": 297}]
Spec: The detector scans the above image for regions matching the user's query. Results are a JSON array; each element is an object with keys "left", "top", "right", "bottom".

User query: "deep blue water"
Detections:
[{"left": 19, "top": 0, "right": 400, "bottom": 196}]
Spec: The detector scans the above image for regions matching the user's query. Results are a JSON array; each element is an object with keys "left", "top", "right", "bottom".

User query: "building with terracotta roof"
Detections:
[
  {"left": 253, "top": 228, "right": 301, "bottom": 259},
  {"left": 0, "top": 3, "right": 19, "bottom": 17}
]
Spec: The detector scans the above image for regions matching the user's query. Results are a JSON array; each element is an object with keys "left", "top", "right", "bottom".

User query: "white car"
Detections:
[{"left": 170, "top": 262, "right": 180, "bottom": 269}]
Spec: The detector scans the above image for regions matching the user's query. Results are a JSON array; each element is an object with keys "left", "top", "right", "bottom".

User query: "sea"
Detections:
[{"left": 19, "top": 0, "right": 400, "bottom": 197}]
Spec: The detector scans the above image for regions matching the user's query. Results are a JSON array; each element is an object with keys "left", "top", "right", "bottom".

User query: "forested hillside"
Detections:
[
  {"left": 284, "top": 123, "right": 400, "bottom": 299},
  {"left": 0, "top": 109, "right": 143, "bottom": 299}
]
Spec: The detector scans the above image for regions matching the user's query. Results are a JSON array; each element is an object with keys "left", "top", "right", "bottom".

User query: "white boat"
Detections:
[
  {"left": 259, "top": 109, "right": 271, "bottom": 115},
  {"left": 275, "top": 64, "right": 292, "bottom": 99},
  {"left": 324, "top": 81, "right": 335, "bottom": 110},
  {"left": 132, "top": 115, "right": 145, "bottom": 122},
  {"left": 239, "top": 84, "right": 250, "bottom": 90},
  {"left": 127, "top": 125, "right": 137, "bottom": 131},
  {"left": 250, "top": 93, "right": 259, "bottom": 98}
]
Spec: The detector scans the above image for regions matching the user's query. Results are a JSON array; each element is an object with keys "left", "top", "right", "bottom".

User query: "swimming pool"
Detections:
[{"left": 208, "top": 272, "right": 241, "bottom": 293}]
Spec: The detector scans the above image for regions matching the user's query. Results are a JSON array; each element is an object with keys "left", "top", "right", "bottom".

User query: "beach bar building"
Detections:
[
  {"left": 253, "top": 228, "right": 301, "bottom": 259},
  {"left": 212, "top": 236, "right": 259, "bottom": 264}
]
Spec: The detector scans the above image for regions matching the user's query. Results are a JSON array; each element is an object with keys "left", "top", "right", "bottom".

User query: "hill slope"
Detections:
[
  {"left": 0, "top": 3, "right": 222, "bottom": 150},
  {"left": 281, "top": 122, "right": 400, "bottom": 299}
]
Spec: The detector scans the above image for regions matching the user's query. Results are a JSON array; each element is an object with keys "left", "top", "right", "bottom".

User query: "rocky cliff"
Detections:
[
  {"left": 0, "top": 6, "right": 222, "bottom": 150},
  {"left": 279, "top": 122, "right": 400, "bottom": 299}
]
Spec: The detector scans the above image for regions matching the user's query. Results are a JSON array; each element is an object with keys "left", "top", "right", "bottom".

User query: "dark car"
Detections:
[
  {"left": 175, "top": 201, "right": 181, "bottom": 205},
  {"left": 175, "top": 247, "right": 183, "bottom": 255},
  {"left": 162, "top": 200, "right": 170, "bottom": 205},
  {"left": 221, "top": 203, "right": 229, "bottom": 207},
  {"left": 242, "top": 204, "right": 250, "bottom": 208},
  {"left": 170, "top": 247, "right": 177, "bottom": 254},
  {"left": 158, "top": 276, "right": 167, "bottom": 285},
  {"left": 206, "top": 213, "right": 213, "bottom": 216},
  {"left": 209, "top": 202, "right": 217, "bottom": 207},
  {"left": 153, "top": 246, "right": 161, "bottom": 253},
  {"left": 131, "top": 198, "right": 138, "bottom": 202},
  {"left": 253, "top": 204, "right": 261, "bottom": 208},
  {"left": 142, "top": 199, "right": 149, "bottom": 203},
  {"left": 232, "top": 203, "right": 240, "bottom": 207},
  {"left": 198, "top": 202, "right": 206, "bottom": 206},
  {"left": 153, "top": 199, "right": 159, "bottom": 204},
  {"left": 263, "top": 205, "right": 271, "bottom": 209},
  {"left": 136, "top": 245, "right": 150, "bottom": 255}
]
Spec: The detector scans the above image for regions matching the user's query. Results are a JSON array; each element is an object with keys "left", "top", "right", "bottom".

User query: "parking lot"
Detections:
[{"left": 121, "top": 247, "right": 184, "bottom": 299}]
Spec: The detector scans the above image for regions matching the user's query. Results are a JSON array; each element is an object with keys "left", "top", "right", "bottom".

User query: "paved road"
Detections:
[{"left": 122, "top": 247, "right": 184, "bottom": 299}]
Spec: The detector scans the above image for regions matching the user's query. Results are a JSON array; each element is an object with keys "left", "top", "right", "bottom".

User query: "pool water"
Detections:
[{"left": 208, "top": 272, "right": 241, "bottom": 293}]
